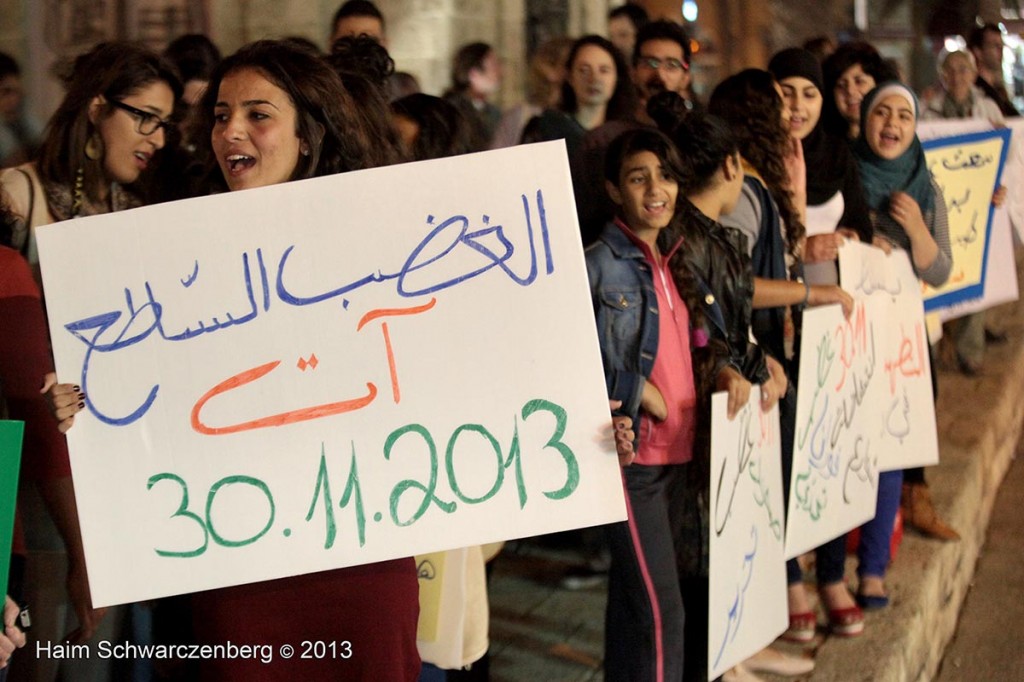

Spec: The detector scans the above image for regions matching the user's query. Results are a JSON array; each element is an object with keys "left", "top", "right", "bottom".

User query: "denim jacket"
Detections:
[{"left": 586, "top": 221, "right": 726, "bottom": 436}]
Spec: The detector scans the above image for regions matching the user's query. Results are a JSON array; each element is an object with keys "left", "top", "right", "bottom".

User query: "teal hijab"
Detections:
[{"left": 854, "top": 82, "right": 934, "bottom": 215}]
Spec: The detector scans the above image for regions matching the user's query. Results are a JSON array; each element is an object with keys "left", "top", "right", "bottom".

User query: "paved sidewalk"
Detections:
[{"left": 935, "top": 453, "right": 1024, "bottom": 681}]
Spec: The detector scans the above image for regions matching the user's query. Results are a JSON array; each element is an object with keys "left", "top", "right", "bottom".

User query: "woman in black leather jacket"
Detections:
[{"left": 651, "top": 106, "right": 790, "bottom": 682}]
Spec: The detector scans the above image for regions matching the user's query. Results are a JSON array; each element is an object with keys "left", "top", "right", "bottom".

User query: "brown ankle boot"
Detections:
[{"left": 901, "top": 483, "right": 960, "bottom": 541}]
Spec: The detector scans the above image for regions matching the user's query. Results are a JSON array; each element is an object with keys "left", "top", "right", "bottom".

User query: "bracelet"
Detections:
[{"left": 798, "top": 277, "right": 810, "bottom": 307}]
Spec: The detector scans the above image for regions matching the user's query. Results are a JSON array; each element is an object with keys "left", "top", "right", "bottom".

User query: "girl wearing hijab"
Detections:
[
  {"left": 853, "top": 82, "right": 953, "bottom": 607},
  {"left": 770, "top": 47, "right": 872, "bottom": 285},
  {"left": 765, "top": 46, "right": 875, "bottom": 642}
]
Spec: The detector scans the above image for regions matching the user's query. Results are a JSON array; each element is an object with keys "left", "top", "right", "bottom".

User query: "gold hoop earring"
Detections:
[{"left": 85, "top": 133, "right": 104, "bottom": 161}]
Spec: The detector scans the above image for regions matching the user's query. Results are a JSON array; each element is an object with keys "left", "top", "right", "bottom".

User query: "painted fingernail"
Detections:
[
  {"left": 77, "top": 392, "right": 86, "bottom": 400},
  {"left": 73, "top": 385, "right": 81, "bottom": 392},
  {"left": 78, "top": 401, "right": 85, "bottom": 409}
]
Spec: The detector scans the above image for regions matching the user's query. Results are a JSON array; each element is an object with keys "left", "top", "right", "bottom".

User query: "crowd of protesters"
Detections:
[{"left": 0, "top": 1, "right": 1018, "bottom": 680}]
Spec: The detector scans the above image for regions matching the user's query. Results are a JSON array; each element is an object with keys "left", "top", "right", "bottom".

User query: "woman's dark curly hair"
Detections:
[
  {"left": 198, "top": 39, "right": 400, "bottom": 189},
  {"left": 647, "top": 93, "right": 739, "bottom": 195},
  {"left": 328, "top": 35, "right": 395, "bottom": 93},
  {"left": 708, "top": 69, "right": 804, "bottom": 257},
  {"left": 561, "top": 35, "right": 638, "bottom": 123},
  {"left": 391, "top": 94, "right": 474, "bottom": 160}
]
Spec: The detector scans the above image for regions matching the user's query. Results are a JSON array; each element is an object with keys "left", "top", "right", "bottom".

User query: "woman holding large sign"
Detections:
[
  {"left": 852, "top": 82, "right": 953, "bottom": 607},
  {"left": 31, "top": 38, "right": 414, "bottom": 680},
  {"left": 179, "top": 40, "right": 419, "bottom": 681}
]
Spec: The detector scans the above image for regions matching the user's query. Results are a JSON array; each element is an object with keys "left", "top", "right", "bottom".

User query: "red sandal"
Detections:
[
  {"left": 827, "top": 605, "right": 865, "bottom": 637},
  {"left": 781, "top": 611, "right": 816, "bottom": 643}
]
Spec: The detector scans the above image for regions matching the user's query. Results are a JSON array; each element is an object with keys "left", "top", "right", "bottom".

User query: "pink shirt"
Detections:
[{"left": 616, "top": 221, "right": 697, "bottom": 465}]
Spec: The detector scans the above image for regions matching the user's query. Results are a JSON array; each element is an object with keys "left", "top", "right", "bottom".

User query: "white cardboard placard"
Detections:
[
  {"left": 36, "top": 142, "right": 627, "bottom": 607},
  {"left": 708, "top": 388, "right": 787, "bottom": 680},
  {"left": 838, "top": 242, "right": 939, "bottom": 471},
  {"left": 785, "top": 300, "right": 881, "bottom": 559}
]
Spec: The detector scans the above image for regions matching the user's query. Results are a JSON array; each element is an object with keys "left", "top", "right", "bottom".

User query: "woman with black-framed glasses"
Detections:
[
  {"left": 106, "top": 98, "right": 176, "bottom": 136},
  {"left": 0, "top": 42, "right": 181, "bottom": 265}
]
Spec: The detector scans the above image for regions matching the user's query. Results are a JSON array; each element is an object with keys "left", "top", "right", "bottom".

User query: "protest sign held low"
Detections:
[
  {"left": 709, "top": 388, "right": 786, "bottom": 680},
  {"left": 785, "top": 297, "right": 881, "bottom": 559},
  {"left": 36, "top": 141, "right": 626, "bottom": 608}
]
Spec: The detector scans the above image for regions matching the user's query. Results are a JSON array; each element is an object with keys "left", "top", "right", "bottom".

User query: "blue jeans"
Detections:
[{"left": 858, "top": 470, "right": 904, "bottom": 578}]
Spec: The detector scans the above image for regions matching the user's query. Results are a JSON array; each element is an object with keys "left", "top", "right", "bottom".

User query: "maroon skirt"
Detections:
[{"left": 191, "top": 558, "right": 420, "bottom": 681}]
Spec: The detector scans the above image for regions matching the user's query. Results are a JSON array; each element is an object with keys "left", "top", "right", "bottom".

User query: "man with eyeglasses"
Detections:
[{"left": 632, "top": 20, "right": 696, "bottom": 119}]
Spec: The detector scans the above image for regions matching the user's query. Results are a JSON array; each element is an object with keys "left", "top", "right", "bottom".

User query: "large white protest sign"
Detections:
[
  {"left": 709, "top": 388, "right": 786, "bottom": 680},
  {"left": 785, "top": 300, "right": 880, "bottom": 559},
  {"left": 839, "top": 242, "right": 939, "bottom": 471},
  {"left": 36, "top": 141, "right": 626, "bottom": 607}
]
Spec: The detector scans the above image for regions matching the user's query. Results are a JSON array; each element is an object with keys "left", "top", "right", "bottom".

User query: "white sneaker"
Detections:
[
  {"left": 722, "top": 662, "right": 765, "bottom": 682},
  {"left": 744, "top": 647, "right": 815, "bottom": 677}
]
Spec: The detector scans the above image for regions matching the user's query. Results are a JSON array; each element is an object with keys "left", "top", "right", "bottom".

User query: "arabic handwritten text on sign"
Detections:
[{"left": 36, "top": 142, "right": 626, "bottom": 607}]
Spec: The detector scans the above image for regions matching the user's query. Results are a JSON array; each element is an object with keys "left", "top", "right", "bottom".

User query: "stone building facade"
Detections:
[{"left": 0, "top": 1, "right": 1011, "bottom": 128}]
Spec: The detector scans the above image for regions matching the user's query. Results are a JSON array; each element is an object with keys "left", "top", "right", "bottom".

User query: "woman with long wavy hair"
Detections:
[
  {"left": 1, "top": 43, "right": 181, "bottom": 263},
  {"left": 710, "top": 69, "right": 864, "bottom": 641}
]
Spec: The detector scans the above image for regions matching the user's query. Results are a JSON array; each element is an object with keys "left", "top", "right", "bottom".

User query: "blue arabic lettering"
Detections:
[
  {"left": 276, "top": 190, "right": 553, "bottom": 304},
  {"left": 713, "top": 526, "right": 758, "bottom": 670},
  {"left": 66, "top": 192, "right": 556, "bottom": 427}
]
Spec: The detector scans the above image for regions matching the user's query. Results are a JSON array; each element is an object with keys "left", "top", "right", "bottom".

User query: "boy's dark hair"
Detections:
[
  {"left": 603, "top": 127, "right": 685, "bottom": 186},
  {"left": 609, "top": 4, "right": 648, "bottom": 30},
  {"left": 332, "top": 1, "right": 385, "bottom": 33}
]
